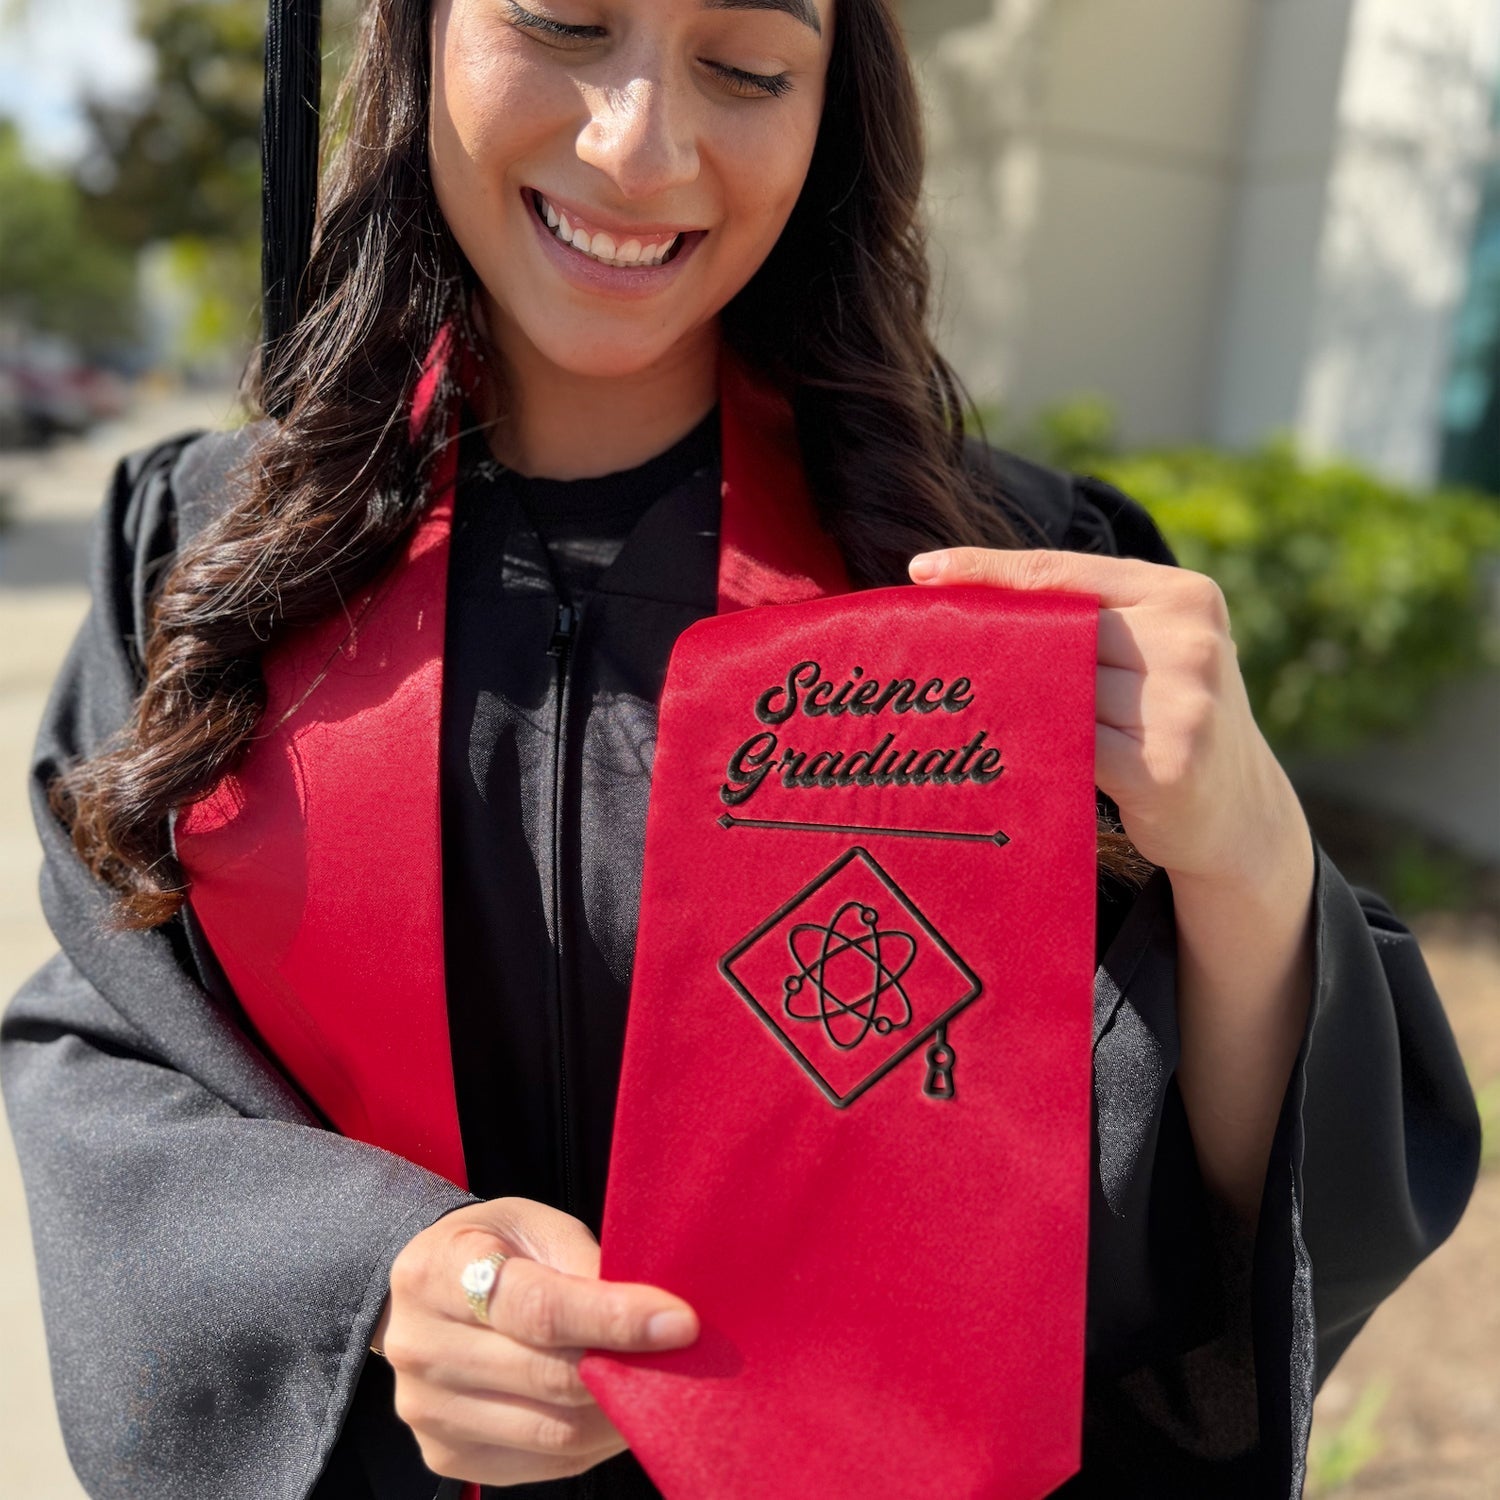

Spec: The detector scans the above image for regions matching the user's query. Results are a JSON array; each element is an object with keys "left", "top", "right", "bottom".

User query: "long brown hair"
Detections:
[{"left": 53, "top": 0, "right": 1153, "bottom": 929}]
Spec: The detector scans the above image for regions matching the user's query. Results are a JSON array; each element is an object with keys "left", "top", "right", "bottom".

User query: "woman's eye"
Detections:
[
  {"left": 503, "top": 3, "right": 790, "bottom": 98},
  {"left": 704, "top": 61, "right": 794, "bottom": 100},
  {"left": 503, "top": 1, "right": 604, "bottom": 44}
]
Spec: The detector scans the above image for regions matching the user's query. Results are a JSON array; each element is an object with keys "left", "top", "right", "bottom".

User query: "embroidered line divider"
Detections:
[{"left": 716, "top": 813, "right": 1011, "bottom": 847}]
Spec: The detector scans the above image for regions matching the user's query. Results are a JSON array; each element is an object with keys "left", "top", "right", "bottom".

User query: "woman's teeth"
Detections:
[{"left": 536, "top": 193, "right": 680, "bottom": 268}]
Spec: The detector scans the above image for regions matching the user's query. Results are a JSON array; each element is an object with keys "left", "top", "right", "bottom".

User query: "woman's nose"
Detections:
[{"left": 575, "top": 75, "right": 701, "bottom": 201}]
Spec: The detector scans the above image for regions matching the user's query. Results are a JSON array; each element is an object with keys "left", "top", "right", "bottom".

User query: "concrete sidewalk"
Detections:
[{"left": 0, "top": 388, "right": 242, "bottom": 1499}]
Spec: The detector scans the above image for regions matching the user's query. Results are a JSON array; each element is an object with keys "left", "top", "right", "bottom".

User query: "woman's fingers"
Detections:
[
  {"left": 407, "top": 1220, "right": 699, "bottom": 1353},
  {"left": 1094, "top": 663, "right": 1146, "bottom": 737},
  {"left": 384, "top": 1197, "right": 693, "bottom": 1487},
  {"left": 394, "top": 1218, "right": 691, "bottom": 1352},
  {"left": 404, "top": 1389, "right": 626, "bottom": 1488},
  {"left": 384, "top": 1318, "right": 596, "bottom": 1407},
  {"left": 1096, "top": 607, "right": 1147, "bottom": 672},
  {"left": 909, "top": 546, "right": 1162, "bottom": 607},
  {"left": 425, "top": 1220, "right": 699, "bottom": 1354},
  {"left": 417, "top": 1443, "right": 598, "bottom": 1489},
  {"left": 486, "top": 1253, "right": 699, "bottom": 1353},
  {"left": 394, "top": 1382, "right": 623, "bottom": 1461},
  {"left": 482, "top": 1196, "right": 604, "bottom": 1278},
  {"left": 908, "top": 549, "right": 1233, "bottom": 644}
]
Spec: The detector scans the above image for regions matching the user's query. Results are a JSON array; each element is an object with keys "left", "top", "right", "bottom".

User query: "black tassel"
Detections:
[{"left": 261, "top": 0, "right": 323, "bottom": 420}]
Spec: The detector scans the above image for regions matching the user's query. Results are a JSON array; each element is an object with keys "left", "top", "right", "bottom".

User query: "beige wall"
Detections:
[
  {"left": 1304, "top": 0, "right": 1500, "bottom": 482},
  {"left": 1219, "top": 0, "right": 1500, "bottom": 483},
  {"left": 1210, "top": 0, "right": 1355, "bottom": 456},
  {"left": 912, "top": 0, "right": 1263, "bottom": 442},
  {"left": 907, "top": 0, "right": 1051, "bottom": 412},
  {"left": 911, "top": 0, "right": 1500, "bottom": 483}
]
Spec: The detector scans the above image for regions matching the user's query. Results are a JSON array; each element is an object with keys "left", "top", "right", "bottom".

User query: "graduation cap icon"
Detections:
[{"left": 719, "top": 846, "right": 982, "bottom": 1108}]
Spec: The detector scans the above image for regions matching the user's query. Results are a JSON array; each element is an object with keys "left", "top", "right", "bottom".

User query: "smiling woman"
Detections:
[
  {"left": 0, "top": 1, "right": 1481, "bottom": 1498},
  {"left": 430, "top": 0, "right": 830, "bottom": 400}
]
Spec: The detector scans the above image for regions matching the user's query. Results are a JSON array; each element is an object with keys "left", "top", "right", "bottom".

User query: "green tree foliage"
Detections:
[
  {"left": 79, "top": 0, "right": 363, "bottom": 248},
  {"left": 68, "top": 0, "right": 362, "bottom": 358},
  {"left": 80, "top": 0, "right": 266, "bottom": 250},
  {"left": 1016, "top": 400, "right": 1500, "bottom": 757},
  {"left": 0, "top": 120, "right": 138, "bottom": 351}
]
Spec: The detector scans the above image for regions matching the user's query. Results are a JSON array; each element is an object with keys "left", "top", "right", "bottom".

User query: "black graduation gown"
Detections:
[{"left": 0, "top": 420, "right": 1480, "bottom": 1500}]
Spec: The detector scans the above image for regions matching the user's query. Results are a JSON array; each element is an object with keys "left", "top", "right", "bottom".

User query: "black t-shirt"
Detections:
[
  {"left": 460, "top": 409, "right": 720, "bottom": 602},
  {"left": 440, "top": 413, "right": 723, "bottom": 1221}
]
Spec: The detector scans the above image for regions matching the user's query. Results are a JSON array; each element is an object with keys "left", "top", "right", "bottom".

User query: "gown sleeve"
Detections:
[
  {"left": 0, "top": 435, "right": 476, "bottom": 1500},
  {"left": 1056, "top": 473, "right": 1482, "bottom": 1497}
]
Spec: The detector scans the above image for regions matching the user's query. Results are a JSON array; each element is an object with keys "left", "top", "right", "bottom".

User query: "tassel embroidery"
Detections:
[{"left": 923, "top": 1023, "right": 956, "bottom": 1100}]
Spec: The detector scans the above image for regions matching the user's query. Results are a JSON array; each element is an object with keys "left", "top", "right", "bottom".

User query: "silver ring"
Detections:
[{"left": 459, "top": 1250, "right": 509, "bottom": 1326}]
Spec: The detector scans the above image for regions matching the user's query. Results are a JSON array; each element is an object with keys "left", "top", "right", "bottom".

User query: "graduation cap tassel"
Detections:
[{"left": 261, "top": 0, "right": 324, "bottom": 421}]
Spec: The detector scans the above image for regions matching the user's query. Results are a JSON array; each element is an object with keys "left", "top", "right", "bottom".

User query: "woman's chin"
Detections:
[{"left": 513, "top": 323, "right": 707, "bottom": 383}]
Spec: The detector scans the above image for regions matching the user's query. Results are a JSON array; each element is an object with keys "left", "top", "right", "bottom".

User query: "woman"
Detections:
[{"left": 0, "top": 0, "right": 1480, "bottom": 1496}]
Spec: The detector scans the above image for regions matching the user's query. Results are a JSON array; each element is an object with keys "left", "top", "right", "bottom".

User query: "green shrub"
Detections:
[{"left": 1004, "top": 400, "right": 1500, "bottom": 757}]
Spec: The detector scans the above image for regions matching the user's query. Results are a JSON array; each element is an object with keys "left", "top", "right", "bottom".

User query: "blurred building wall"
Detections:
[
  {"left": 913, "top": 0, "right": 1260, "bottom": 443},
  {"left": 911, "top": 0, "right": 1500, "bottom": 487},
  {"left": 1227, "top": 0, "right": 1500, "bottom": 485}
]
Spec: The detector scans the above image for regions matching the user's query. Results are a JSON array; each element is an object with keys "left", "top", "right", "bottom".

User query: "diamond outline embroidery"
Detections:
[{"left": 718, "top": 846, "right": 982, "bottom": 1109}]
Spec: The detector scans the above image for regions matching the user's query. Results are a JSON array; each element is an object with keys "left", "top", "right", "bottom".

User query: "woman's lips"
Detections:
[
  {"left": 523, "top": 188, "right": 707, "bottom": 297},
  {"left": 530, "top": 189, "right": 696, "bottom": 267}
]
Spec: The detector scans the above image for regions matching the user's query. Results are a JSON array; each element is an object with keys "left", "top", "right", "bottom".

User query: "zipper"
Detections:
[
  {"left": 547, "top": 601, "right": 577, "bottom": 661},
  {"left": 546, "top": 599, "right": 581, "bottom": 1219}
]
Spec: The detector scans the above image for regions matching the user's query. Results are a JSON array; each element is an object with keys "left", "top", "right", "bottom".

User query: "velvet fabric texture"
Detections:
[{"left": 584, "top": 585, "right": 1100, "bottom": 1498}]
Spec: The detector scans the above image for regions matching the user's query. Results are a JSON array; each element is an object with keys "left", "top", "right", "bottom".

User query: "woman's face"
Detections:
[{"left": 430, "top": 0, "right": 834, "bottom": 380}]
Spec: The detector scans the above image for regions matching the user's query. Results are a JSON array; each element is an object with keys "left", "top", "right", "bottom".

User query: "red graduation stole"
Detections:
[
  {"left": 175, "top": 338, "right": 1096, "bottom": 1499},
  {"left": 582, "top": 594, "right": 1097, "bottom": 1500}
]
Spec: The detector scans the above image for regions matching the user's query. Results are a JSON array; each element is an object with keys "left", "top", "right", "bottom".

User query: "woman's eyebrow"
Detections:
[{"left": 703, "top": 0, "right": 823, "bottom": 38}]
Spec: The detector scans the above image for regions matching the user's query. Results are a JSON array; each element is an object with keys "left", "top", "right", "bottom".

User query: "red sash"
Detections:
[
  {"left": 580, "top": 591, "right": 1097, "bottom": 1499},
  {"left": 174, "top": 341, "right": 848, "bottom": 1189}
]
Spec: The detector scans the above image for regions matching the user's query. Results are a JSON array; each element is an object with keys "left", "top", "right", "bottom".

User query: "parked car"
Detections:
[{"left": 0, "top": 337, "right": 130, "bottom": 448}]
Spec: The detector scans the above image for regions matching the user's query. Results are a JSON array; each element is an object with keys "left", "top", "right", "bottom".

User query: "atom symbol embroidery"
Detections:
[
  {"left": 719, "top": 846, "right": 983, "bottom": 1108},
  {"left": 783, "top": 902, "right": 917, "bottom": 1052}
]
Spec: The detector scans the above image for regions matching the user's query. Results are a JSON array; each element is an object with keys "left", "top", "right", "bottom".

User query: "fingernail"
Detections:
[
  {"left": 909, "top": 552, "right": 944, "bottom": 581},
  {"left": 646, "top": 1310, "right": 697, "bottom": 1346}
]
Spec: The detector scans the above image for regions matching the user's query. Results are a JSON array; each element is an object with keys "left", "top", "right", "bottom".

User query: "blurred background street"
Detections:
[
  {"left": 3, "top": 1, "right": 1500, "bottom": 1496},
  {"left": 0, "top": 385, "right": 241, "bottom": 1500}
]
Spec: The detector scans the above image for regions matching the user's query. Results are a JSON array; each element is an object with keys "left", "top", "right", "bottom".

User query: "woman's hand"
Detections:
[
  {"left": 375, "top": 1197, "right": 699, "bottom": 1486},
  {"left": 907, "top": 548, "right": 1302, "bottom": 883},
  {"left": 909, "top": 546, "right": 1317, "bottom": 1224}
]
